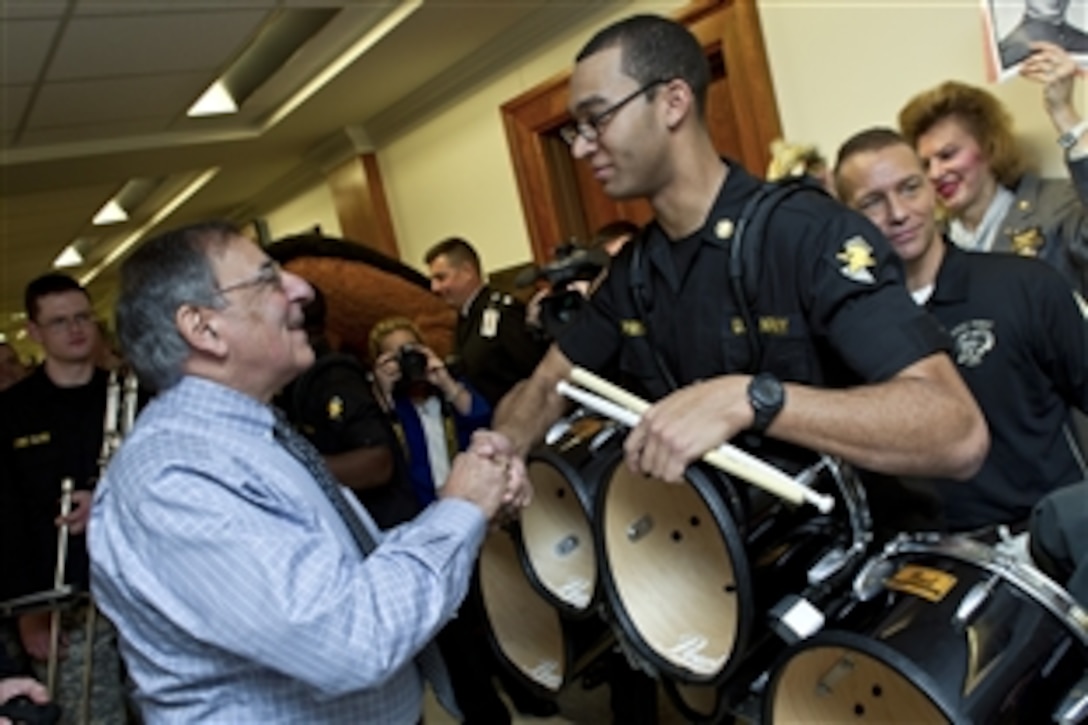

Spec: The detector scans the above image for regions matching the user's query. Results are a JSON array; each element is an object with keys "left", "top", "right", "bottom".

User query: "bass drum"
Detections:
[
  {"left": 765, "top": 534, "right": 1088, "bottom": 724},
  {"left": 519, "top": 410, "right": 623, "bottom": 617},
  {"left": 478, "top": 526, "right": 613, "bottom": 699},
  {"left": 597, "top": 454, "right": 871, "bottom": 688}
]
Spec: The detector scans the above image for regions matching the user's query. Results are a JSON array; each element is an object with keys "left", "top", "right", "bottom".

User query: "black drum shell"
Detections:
[
  {"left": 765, "top": 542, "right": 1088, "bottom": 724},
  {"left": 518, "top": 416, "right": 621, "bottom": 617},
  {"left": 596, "top": 456, "right": 870, "bottom": 693},
  {"left": 478, "top": 527, "right": 613, "bottom": 699}
]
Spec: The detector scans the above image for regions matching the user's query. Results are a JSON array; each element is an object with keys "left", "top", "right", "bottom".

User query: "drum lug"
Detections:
[
  {"left": 769, "top": 594, "right": 826, "bottom": 643},
  {"left": 953, "top": 574, "right": 999, "bottom": 628},
  {"left": 807, "top": 545, "right": 849, "bottom": 586},
  {"left": 1054, "top": 672, "right": 1088, "bottom": 724},
  {"left": 853, "top": 557, "right": 896, "bottom": 602},
  {"left": 626, "top": 515, "right": 653, "bottom": 542}
]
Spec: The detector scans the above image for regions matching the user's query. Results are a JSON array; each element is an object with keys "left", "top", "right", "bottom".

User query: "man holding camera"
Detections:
[{"left": 278, "top": 287, "right": 419, "bottom": 529}]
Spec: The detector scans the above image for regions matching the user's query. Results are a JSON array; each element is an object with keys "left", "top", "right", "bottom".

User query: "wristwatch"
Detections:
[
  {"left": 1057, "top": 120, "right": 1088, "bottom": 153},
  {"left": 747, "top": 372, "right": 785, "bottom": 434}
]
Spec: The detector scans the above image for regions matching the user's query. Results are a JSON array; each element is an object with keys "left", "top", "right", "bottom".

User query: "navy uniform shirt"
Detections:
[
  {"left": 923, "top": 242, "right": 1088, "bottom": 531},
  {"left": 454, "top": 286, "right": 545, "bottom": 407},
  {"left": 0, "top": 366, "right": 108, "bottom": 599},
  {"left": 558, "top": 163, "right": 948, "bottom": 474},
  {"left": 279, "top": 347, "right": 419, "bottom": 530}
]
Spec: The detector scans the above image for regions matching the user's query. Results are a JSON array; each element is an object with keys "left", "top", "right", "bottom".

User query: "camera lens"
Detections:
[{"left": 397, "top": 347, "right": 429, "bottom": 383}]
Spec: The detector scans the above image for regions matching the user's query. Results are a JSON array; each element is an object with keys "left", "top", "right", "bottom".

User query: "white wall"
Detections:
[
  {"left": 263, "top": 180, "right": 342, "bottom": 241},
  {"left": 759, "top": 0, "right": 1084, "bottom": 178},
  {"left": 272, "top": 1, "right": 1086, "bottom": 271}
]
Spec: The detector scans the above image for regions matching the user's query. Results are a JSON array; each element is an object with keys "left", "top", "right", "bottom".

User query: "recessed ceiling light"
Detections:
[
  {"left": 92, "top": 199, "right": 128, "bottom": 225},
  {"left": 188, "top": 81, "right": 238, "bottom": 118},
  {"left": 53, "top": 245, "right": 84, "bottom": 268}
]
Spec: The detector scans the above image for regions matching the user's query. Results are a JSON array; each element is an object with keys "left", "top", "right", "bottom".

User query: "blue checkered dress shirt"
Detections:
[{"left": 89, "top": 376, "right": 486, "bottom": 723}]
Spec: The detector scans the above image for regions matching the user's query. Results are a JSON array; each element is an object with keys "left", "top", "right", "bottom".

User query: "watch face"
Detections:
[{"left": 752, "top": 375, "right": 783, "bottom": 407}]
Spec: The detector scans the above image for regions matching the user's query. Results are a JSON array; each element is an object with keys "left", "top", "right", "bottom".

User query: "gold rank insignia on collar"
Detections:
[
  {"left": 327, "top": 395, "right": 345, "bottom": 421},
  {"left": 1010, "top": 227, "right": 1043, "bottom": 257},
  {"left": 621, "top": 319, "right": 646, "bottom": 336},
  {"left": 836, "top": 236, "right": 876, "bottom": 284}
]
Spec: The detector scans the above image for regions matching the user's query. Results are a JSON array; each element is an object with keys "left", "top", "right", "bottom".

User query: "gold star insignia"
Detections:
[
  {"left": 1011, "top": 228, "right": 1043, "bottom": 257},
  {"left": 835, "top": 236, "right": 876, "bottom": 284},
  {"left": 327, "top": 395, "right": 345, "bottom": 421}
]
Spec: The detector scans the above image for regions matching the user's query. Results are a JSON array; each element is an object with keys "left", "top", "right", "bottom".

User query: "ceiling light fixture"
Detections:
[
  {"left": 80, "top": 168, "right": 220, "bottom": 287},
  {"left": 265, "top": 0, "right": 422, "bottom": 128},
  {"left": 52, "top": 245, "right": 84, "bottom": 269},
  {"left": 188, "top": 80, "right": 238, "bottom": 118},
  {"left": 92, "top": 199, "right": 129, "bottom": 225}
]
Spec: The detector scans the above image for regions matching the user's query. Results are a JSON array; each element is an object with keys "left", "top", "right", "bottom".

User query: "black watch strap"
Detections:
[{"left": 748, "top": 372, "right": 785, "bottom": 434}]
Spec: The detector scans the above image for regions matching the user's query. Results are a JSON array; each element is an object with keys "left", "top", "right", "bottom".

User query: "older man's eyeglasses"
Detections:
[
  {"left": 559, "top": 79, "right": 669, "bottom": 146},
  {"left": 217, "top": 261, "right": 284, "bottom": 297}
]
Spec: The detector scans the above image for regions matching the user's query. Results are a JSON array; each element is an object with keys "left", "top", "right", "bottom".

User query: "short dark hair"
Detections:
[
  {"left": 116, "top": 221, "right": 238, "bottom": 392},
  {"left": 424, "top": 237, "right": 481, "bottom": 273},
  {"left": 577, "top": 14, "right": 710, "bottom": 115},
  {"left": 24, "top": 273, "right": 89, "bottom": 321},
  {"left": 833, "top": 127, "right": 910, "bottom": 200}
]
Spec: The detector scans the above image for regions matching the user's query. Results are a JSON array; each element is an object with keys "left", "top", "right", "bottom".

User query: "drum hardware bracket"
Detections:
[
  {"left": 1054, "top": 671, "right": 1088, "bottom": 724},
  {"left": 954, "top": 573, "right": 999, "bottom": 628},
  {"left": 769, "top": 594, "right": 826, "bottom": 643},
  {"left": 807, "top": 546, "right": 851, "bottom": 586},
  {"left": 555, "top": 535, "right": 580, "bottom": 556},
  {"left": 853, "top": 557, "right": 897, "bottom": 602},
  {"left": 627, "top": 515, "right": 653, "bottom": 542}
]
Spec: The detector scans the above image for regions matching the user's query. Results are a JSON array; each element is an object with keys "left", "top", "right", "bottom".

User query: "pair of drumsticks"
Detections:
[{"left": 556, "top": 367, "right": 835, "bottom": 513}]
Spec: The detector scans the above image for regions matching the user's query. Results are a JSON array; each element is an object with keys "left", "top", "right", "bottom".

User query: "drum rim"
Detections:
[
  {"left": 594, "top": 461, "right": 755, "bottom": 685},
  {"left": 860, "top": 533, "right": 1088, "bottom": 648},
  {"left": 763, "top": 629, "right": 966, "bottom": 725},
  {"left": 519, "top": 445, "right": 617, "bottom": 618}
]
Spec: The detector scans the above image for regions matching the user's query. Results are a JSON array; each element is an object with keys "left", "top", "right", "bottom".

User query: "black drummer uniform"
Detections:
[
  {"left": 556, "top": 162, "right": 951, "bottom": 531},
  {"left": 454, "top": 286, "right": 546, "bottom": 407},
  {"left": 278, "top": 342, "right": 419, "bottom": 530},
  {"left": 0, "top": 366, "right": 108, "bottom": 602},
  {"left": 919, "top": 241, "right": 1088, "bottom": 532}
]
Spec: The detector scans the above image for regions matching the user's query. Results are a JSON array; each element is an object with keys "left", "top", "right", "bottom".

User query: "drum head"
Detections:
[
  {"left": 599, "top": 462, "right": 748, "bottom": 682},
  {"left": 479, "top": 530, "right": 567, "bottom": 694},
  {"left": 521, "top": 459, "right": 596, "bottom": 611},
  {"left": 769, "top": 644, "right": 947, "bottom": 724}
]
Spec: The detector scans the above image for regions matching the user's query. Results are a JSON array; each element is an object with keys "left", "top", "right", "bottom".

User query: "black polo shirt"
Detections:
[
  {"left": 558, "top": 162, "right": 947, "bottom": 448},
  {"left": 0, "top": 366, "right": 108, "bottom": 599},
  {"left": 280, "top": 349, "right": 419, "bottom": 530},
  {"left": 924, "top": 242, "right": 1088, "bottom": 531}
]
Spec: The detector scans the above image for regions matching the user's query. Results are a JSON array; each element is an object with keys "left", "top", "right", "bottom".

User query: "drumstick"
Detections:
[{"left": 558, "top": 377, "right": 835, "bottom": 513}]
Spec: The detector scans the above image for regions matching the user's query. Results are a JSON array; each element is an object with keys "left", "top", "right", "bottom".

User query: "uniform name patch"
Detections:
[
  {"left": 620, "top": 320, "right": 646, "bottom": 337},
  {"left": 13, "top": 431, "right": 50, "bottom": 449}
]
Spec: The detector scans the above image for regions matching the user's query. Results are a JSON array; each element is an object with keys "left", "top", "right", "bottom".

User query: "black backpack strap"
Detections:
[
  {"left": 629, "top": 235, "right": 680, "bottom": 392},
  {"left": 729, "top": 176, "right": 828, "bottom": 372}
]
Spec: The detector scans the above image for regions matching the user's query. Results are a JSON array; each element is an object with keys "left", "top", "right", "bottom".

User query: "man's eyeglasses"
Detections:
[
  {"left": 559, "top": 79, "right": 669, "bottom": 146},
  {"left": 217, "top": 261, "right": 284, "bottom": 297},
  {"left": 38, "top": 311, "right": 94, "bottom": 333}
]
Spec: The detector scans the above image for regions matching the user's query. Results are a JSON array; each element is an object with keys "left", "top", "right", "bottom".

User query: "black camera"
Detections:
[{"left": 396, "top": 346, "right": 429, "bottom": 384}]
